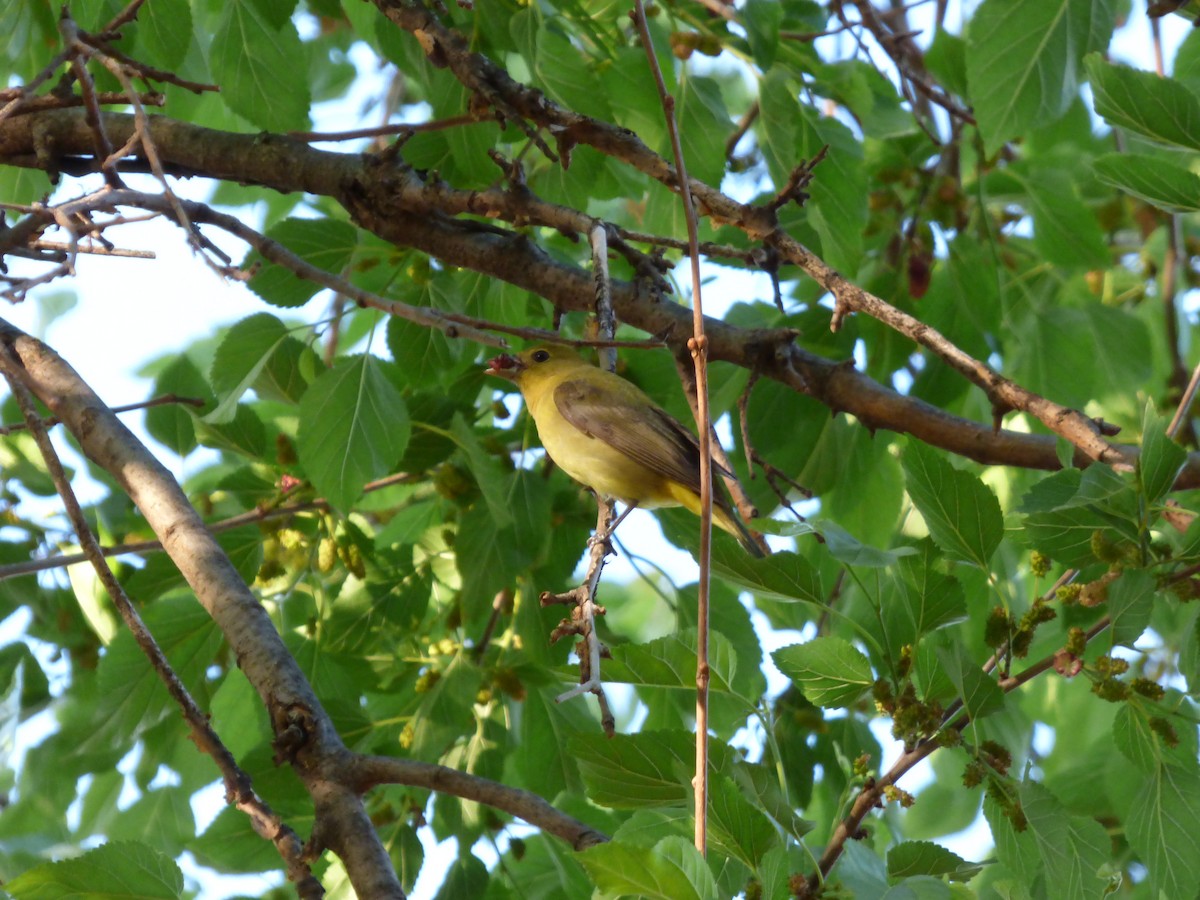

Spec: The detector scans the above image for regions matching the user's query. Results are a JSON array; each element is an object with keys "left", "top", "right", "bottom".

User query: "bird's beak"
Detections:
[{"left": 485, "top": 354, "right": 524, "bottom": 380}]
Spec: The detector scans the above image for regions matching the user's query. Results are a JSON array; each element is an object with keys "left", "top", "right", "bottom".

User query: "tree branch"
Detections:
[{"left": 0, "top": 109, "right": 1187, "bottom": 484}]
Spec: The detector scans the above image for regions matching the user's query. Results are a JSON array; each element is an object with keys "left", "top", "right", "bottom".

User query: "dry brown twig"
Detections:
[{"left": 631, "top": 0, "right": 717, "bottom": 854}]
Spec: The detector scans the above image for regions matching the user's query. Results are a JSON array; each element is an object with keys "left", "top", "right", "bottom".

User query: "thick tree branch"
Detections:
[
  {"left": 0, "top": 109, "right": 1186, "bottom": 484},
  {"left": 0, "top": 318, "right": 405, "bottom": 899}
]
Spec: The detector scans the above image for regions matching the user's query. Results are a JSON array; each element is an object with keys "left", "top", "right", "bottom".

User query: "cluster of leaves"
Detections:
[{"left": 2, "top": 0, "right": 1200, "bottom": 898}]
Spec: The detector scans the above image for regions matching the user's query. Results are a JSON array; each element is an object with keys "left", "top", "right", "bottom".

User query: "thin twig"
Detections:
[
  {"left": 0, "top": 393, "right": 203, "bottom": 436},
  {"left": 0, "top": 471, "right": 420, "bottom": 582},
  {"left": 290, "top": 115, "right": 478, "bottom": 142},
  {"left": 632, "top": 0, "right": 714, "bottom": 855},
  {"left": 542, "top": 500, "right": 617, "bottom": 736}
]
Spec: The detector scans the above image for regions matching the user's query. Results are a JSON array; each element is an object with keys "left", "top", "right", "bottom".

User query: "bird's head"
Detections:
[{"left": 485, "top": 345, "right": 586, "bottom": 383}]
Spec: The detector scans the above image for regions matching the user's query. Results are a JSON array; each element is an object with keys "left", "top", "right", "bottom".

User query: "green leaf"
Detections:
[
  {"left": 1125, "top": 761, "right": 1200, "bottom": 898},
  {"left": 1087, "top": 54, "right": 1200, "bottom": 150},
  {"left": 532, "top": 19, "right": 612, "bottom": 120},
  {"left": 896, "top": 542, "right": 968, "bottom": 639},
  {"left": 1113, "top": 704, "right": 1169, "bottom": 773},
  {"left": 902, "top": 441, "right": 1003, "bottom": 568},
  {"left": 1022, "top": 169, "right": 1109, "bottom": 268},
  {"left": 707, "top": 774, "right": 779, "bottom": 870},
  {"left": 210, "top": 1, "right": 311, "bottom": 131},
  {"left": 967, "top": 0, "right": 1117, "bottom": 155},
  {"left": 387, "top": 313, "right": 462, "bottom": 388},
  {"left": 1011, "top": 304, "right": 1152, "bottom": 407},
  {"left": 1093, "top": 152, "right": 1200, "bottom": 213},
  {"left": 1139, "top": 403, "right": 1187, "bottom": 504},
  {"left": 7, "top": 841, "right": 183, "bottom": 900},
  {"left": 658, "top": 509, "right": 824, "bottom": 603},
  {"left": 605, "top": 630, "right": 737, "bottom": 694},
  {"left": 296, "top": 355, "right": 411, "bottom": 511},
  {"left": 145, "top": 355, "right": 213, "bottom": 455},
  {"left": 887, "top": 840, "right": 980, "bottom": 881},
  {"left": 1019, "top": 780, "right": 1113, "bottom": 899},
  {"left": 677, "top": 75, "right": 733, "bottom": 187},
  {"left": 1108, "top": 568, "right": 1156, "bottom": 648},
  {"left": 450, "top": 413, "right": 514, "bottom": 530},
  {"left": 743, "top": 0, "right": 783, "bottom": 70},
  {"left": 254, "top": 334, "right": 322, "bottom": 404},
  {"left": 818, "top": 520, "right": 917, "bottom": 567},
  {"left": 96, "top": 596, "right": 223, "bottom": 738},
  {"left": 245, "top": 218, "right": 359, "bottom": 308},
  {"left": 195, "top": 403, "right": 268, "bottom": 458},
  {"left": 571, "top": 730, "right": 696, "bottom": 808},
  {"left": 772, "top": 637, "right": 874, "bottom": 708},
  {"left": 434, "top": 855, "right": 489, "bottom": 900},
  {"left": 936, "top": 642, "right": 1004, "bottom": 722},
  {"left": 206, "top": 313, "right": 291, "bottom": 424},
  {"left": 578, "top": 837, "right": 718, "bottom": 900},
  {"left": 135, "top": 0, "right": 192, "bottom": 69},
  {"left": 799, "top": 104, "right": 867, "bottom": 271},
  {"left": 925, "top": 28, "right": 968, "bottom": 96}
]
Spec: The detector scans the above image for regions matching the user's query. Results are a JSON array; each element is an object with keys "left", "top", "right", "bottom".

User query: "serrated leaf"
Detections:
[
  {"left": 136, "top": 0, "right": 192, "bottom": 69},
  {"left": 195, "top": 403, "right": 268, "bottom": 458},
  {"left": 145, "top": 355, "right": 213, "bottom": 455},
  {"left": 818, "top": 519, "right": 918, "bottom": 567},
  {"left": 967, "top": 1, "right": 1117, "bottom": 155},
  {"left": 1020, "top": 780, "right": 1112, "bottom": 899},
  {"left": 296, "top": 356, "right": 410, "bottom": 511},
  {"left": 604, "top": 630, "right": 737, "bottom": 694},
  {"left": 1022, "top": 169, "right": 1108, "bottom": 268},
  {"left": 773, "top": 637, "right": 874, "bottom": 708},
  {"left": 798, "top": 104, "right": 866, "bottom": 271},
  {"left": 7, "top": 841, "right": 183, "bottom": 900},
  {"left": 1125, "top": 761, "right": 1200, "bottom": 899},
  {"left": 743, "top": 0, "right": 783, "bottom": 69},
  {"left": 707, "top": 774, "right": 779, "bottom": 870},
  {"left": 887, "top": 840, "right": 979, "bottom": 881},
  {"left": 903, "top": 442, "right": 1003, "bottom": 567},
  {"left": 1087, "top": 54, "right": 1200, "bottom": 150},
  {"left": 210, "top": 1, "right": 310, "bottom": 130},
  {"left": 1109, "top": 568, "right": 1156, "bottom": 648},
  {"left": 387, "top": 313, "right": 462, "bottom": 388},
  {"left": 570, "top": 730, "right": 695, "bottom": 808},
  {"left": 937, "top": 642, "right": 1004, "bottom": 722},
  {"left": 897, "top": 542, "right": 968, "bottom": 638},
  {"left": 578, "top": 837, "right": 718, "bottom": 900},
  {"left": 1139, "top": 403, "right": 1187, "bottom": 504},
  {"left": 245, "top": 218, "right": 359, "bottom": 308},
  {"left": 206, "top": 313, "right": 291, "bottom": 424},
  {"left": 1093, "top": 153, "right": 1200, "bottom": 213},
  {"left": 659, "top": 509, "right": 824, "bottom": 602},
  {"left": 1113, "top": 704, "right": 1167, "bottom": 773},
  {"left": 96, "top": 596, "right": 223, "bottom": 738},
  {"left": 450, "top": 413, "right": 513, "bottom": 530}
]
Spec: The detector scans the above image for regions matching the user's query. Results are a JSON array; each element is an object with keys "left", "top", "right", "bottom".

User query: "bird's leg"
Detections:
[{"left": 588, "top": 500, "right": 638, "bottom": 549}]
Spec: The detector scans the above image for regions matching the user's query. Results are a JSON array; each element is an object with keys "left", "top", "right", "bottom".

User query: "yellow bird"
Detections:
[{"left": 486, "top": 344, "right": 766, "bottom": 557}]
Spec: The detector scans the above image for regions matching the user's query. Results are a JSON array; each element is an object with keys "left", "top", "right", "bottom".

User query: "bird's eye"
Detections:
[{"left": 531, "top": 349, "right": 551, "bottom": 363}]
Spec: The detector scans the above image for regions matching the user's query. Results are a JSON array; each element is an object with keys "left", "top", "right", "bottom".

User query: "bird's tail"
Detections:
[{"left": 714, "top": 503, "right": 768, "bottom": 558}]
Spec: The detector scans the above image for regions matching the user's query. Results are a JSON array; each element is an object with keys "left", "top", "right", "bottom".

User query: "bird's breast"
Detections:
[{"left": 527, "top": 386, "right": 674, "bottom": 506}]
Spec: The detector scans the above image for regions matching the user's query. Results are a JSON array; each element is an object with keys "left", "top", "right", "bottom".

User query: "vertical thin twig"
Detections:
[
  {"left": 631, "top": 0, "right": 712, "bottom": 855},
  {"left": 590, "top": 223, "right": 617, "bottom": 374}
]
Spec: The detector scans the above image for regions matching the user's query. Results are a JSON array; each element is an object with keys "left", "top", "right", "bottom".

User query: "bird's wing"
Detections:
[{"left": 553, "top": 378, "right": 730, "bottom": 494}]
